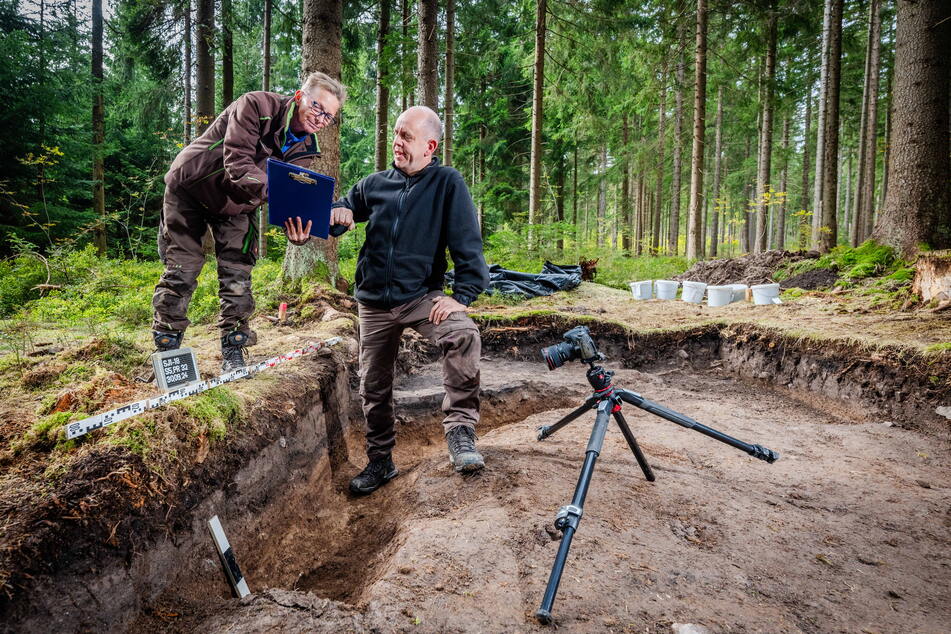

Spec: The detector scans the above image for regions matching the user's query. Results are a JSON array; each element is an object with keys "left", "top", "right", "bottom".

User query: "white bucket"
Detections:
[
  {"left": 751, "top": 283, "right": 782, "bottom": 305},
  {"left": 629, "top": 280, "right": 653, "bottom": 300},
  {"left": 655, "top": 280, "right": 679, "bottom": 300},
  {"left": 707, "top": 285, "right": 733, "bottom": 307},
  {"left": 681, "top": 280, "right": 707, "bottom": 304},
  {"left": 729, "top": 283, "right": 749, "bottom": 303}
]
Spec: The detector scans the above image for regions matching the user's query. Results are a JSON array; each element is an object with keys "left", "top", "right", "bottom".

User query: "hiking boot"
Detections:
[
  {"left": 152, "top": 330, "right": 183, "bottom": 352},
  {"left": 446, "top": 426, "right": 485, "bottom": 472},
  {"left": 221, "top": 331, "right": 250, "bottom": 372},
  {"left": 349, "top": 455, "right": 399, "bottom": 495}
]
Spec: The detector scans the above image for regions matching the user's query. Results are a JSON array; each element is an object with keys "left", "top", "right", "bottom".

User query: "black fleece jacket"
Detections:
[{"left": 332, "top": 157, "right": 489, "bottom": 310}]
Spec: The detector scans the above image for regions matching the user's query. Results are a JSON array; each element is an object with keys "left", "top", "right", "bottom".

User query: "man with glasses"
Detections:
[
  {"left": 323, "top": 106, "right": 489, "bottom": 495},
  {"left": 151, "top": 72, "right": 346, "bottom": 371}
]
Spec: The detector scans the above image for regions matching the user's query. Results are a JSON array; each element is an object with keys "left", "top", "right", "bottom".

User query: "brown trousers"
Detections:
[
  {"left": 152, "top": 187, "right": 258, "bottom": 337},
  {"left": 359, "top": 290, "right": 481, "bottom": 459}
]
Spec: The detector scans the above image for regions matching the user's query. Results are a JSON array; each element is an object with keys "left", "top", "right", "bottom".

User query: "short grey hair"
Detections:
[
  {"left": 399, "top": 106, "right": 443, "bottom": 141},
  {"left": 301, "top": 72, "right": 348, "bottom": 105}
]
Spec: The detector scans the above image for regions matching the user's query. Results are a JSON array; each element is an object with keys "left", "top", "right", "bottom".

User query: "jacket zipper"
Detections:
[{"left": 385, "top": 175, "right": 412, "bottom": 307}]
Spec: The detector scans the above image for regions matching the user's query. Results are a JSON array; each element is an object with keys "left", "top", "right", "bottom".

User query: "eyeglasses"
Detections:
[{"left": 307, "top": 96, "right": 338, "bottom": 127}]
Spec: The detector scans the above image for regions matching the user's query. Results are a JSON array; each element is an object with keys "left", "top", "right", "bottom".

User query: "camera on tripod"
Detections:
[
  {"left": 541, "top": 326, "right": 604, "bottom": 370},
  {"left": 533, "top": 326, "right": 779, "bottom": 624}
]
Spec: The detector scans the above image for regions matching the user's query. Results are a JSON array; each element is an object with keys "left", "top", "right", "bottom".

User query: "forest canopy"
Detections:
[{"left": 1, "top": 0, "right": 948, "bottom": 264}]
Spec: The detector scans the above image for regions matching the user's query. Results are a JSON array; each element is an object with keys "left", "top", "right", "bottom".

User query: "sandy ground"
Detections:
[
  {"left": 185, "top": 359, "right": 951, "bottom": 633},
  {"left": 472, "top": 282, "right": 951, "bottom": 351}
]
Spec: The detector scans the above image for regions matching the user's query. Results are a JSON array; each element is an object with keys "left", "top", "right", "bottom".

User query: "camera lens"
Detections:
[{"left": 541, "top": 341, "right": 576, "bottom": 370}]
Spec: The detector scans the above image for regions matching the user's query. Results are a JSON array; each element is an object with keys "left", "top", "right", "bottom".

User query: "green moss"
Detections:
[
  {"left": 176, "top": 386, "right": 244, "bottom": 441},
  {"left": 924, "top": 342, "right": 951, "bottom": 354}
]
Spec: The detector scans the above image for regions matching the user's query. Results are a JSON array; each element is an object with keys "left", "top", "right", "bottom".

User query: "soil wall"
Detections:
[
  {"left": 3, "top": 318, "right": 948, "bottom": 632},
  {"left": 3, "top": 351, "right": 350, "bottom": 633}
]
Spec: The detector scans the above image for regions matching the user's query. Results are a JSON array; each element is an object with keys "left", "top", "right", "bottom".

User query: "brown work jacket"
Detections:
[{"left": 164, "top": 91, "right": 321, "bottom": 217}]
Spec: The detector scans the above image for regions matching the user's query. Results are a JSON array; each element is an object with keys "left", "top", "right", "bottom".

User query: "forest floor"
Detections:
[{"left": 1, "top": 255, "right": 949, "bottom": 632}]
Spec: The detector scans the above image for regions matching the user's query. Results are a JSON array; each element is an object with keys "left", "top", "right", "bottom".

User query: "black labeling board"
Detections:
[{"left": 151, "top": 348, "right": 200, "bottom": 392}]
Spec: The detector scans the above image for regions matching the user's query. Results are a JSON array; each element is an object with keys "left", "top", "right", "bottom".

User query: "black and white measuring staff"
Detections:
[
  {"left": 64, "top": 337, "right": 343, "bottom": 440},
  {"left": 208, "top": 515, "right": 251, "bottom": 598}
]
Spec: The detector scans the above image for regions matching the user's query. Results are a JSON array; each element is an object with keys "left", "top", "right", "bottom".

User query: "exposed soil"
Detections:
[
  {"left": 2, "top": 277, "right": 950, "bottom": 633},
  {"left": 675, "top": 250, "right": 818, "bottom": 286},
  {"left": 780, "top": 268, "right": 840, "bottom": 290},
  {"left": 139, "top": 354, "right": 951, "bottom": 633}
]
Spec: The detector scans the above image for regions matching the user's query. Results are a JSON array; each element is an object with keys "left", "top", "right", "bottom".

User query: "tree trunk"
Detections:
[
  {"left": 478, "top": 121, "right": 486, "bottom": 234},
  {"left": 221, "top": 0, "right": 233, "bottom": 108},
  {"left": 653, "top": 67, "right": 667, "bottom": 255},
  {"left": 811, "top": 0, "right": 832, "bottom": 248},
  {"left": 669, "top": 31, "right": 685, "bottom": 255},
  {"left": 858, "top": 0, "right": 882, "bottom": 243},
  {"left": 263, "top": 0, "right": 271, "bottom": 90},
  {"left": 555, "top": 151, "right": 565, "bottom": 250},
  {"left": 375, "top": 0, "right": 391, "bottom": 171},
  {"left": 872, "top": 0, "right": 951, "bottom": 256},
  {"left": 572, "top": 143, "right": 578, "bottom": 243},
  {"left": 710, "top": 85, "right": 723, "bottom": 257},
  {"left": 754, "top": 12, "right": 777, "bottom": 253},
  {"left": 799, "top": 91, "right": 812, "bottom": 248},
  {"left": 285, "top": 0, "right": 344, "bottom": 284},
  {"left": 621, "top": 113, "right": 631, "bottom": 252},
  {"left": 401, "top": 0, "right": 410, "bottom": 111},
  {"left": 776, "top": 115, "right": 789, "bottom": 249},
  {"left": 527, "top": 0, "right": 546, "bottom": 248},
  {"left": 416, "top": 0, "right": 438, "bottom": 109},
  {"left": 686, "top": 0, "right": 707, "bottom": 260},
  {"left": 818, "top": 0, "right": 843, "bottom": 253},
  {"left": 183, "top": 0, "right": 192, "bottom": 144},
  {"left": 259, "top": 0, "right": 272, "bottom": 259},
  {"left": 597, "top": 145, "right": 607, "bottom": 247},
  {"left": 443, "top": 0, "right": 455, "bottom": 166},
  {"left": 92, "top": 0, "right": 106, "bottom": 255},
  {"left": 195, "top": 0, "right": 215, "bottom": 135},
  {"left": 740, "top": 136, "right": 751, "bottom": 253},
  {"left": 636, "top": 174, "right": 645, "bottom": 255},
  {"left": 878, "top": 78, "right": 891, "bottom": 213}
]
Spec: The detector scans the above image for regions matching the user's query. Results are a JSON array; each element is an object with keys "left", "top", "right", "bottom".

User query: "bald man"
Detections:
[{"left": 330, "top": 107, "right": 489, "bottom": 495}]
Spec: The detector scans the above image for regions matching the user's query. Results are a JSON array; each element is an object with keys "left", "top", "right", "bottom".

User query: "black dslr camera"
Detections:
[{"left": 541, "top": 326, "right": 604, "bottom": 370}]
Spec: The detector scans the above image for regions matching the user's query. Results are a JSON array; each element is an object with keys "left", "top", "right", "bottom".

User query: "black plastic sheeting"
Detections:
[{"left": 446, "top": 261, "right": 582, "bottom": 299}]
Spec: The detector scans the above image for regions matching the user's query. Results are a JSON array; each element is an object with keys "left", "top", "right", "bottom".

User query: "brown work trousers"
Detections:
[
  {"left": 152, "top": 187, "right": 258, "bottom": 337},
  {"left": 359, "top": 290, "right": 481, "bottom": 459}
]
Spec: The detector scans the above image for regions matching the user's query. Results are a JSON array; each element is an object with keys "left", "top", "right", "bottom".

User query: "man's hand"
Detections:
[
  {"left": 430, "top": 295, "right": 466, "bottom": 325},
  {"left": 331, "top": 207, "right": 355, "bottom": 230},
  {"left": 284, "top": 216, "right": 312, "bottom": 245}
]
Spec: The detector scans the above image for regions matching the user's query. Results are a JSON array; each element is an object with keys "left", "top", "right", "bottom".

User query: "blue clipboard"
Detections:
[{"left": 266, "top": 158, "right": 336, "bottom": 239}]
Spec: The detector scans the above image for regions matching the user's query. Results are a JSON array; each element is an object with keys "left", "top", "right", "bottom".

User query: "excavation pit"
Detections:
[{"left": 2, "top": 318, "right": 949, "bottom": 633}]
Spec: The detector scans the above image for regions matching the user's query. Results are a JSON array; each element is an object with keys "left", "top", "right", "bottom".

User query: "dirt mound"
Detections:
[
  {"left": 780, "top": 267, "right": 839, "bottom": 290},
  {"left": 675, "top": 250, "right": 818, "bottom": 286}
]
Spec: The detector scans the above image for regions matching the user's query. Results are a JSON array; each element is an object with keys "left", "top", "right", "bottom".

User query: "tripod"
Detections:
[{"left": 534, "top": 362, "right": 778, "bottom": 624}]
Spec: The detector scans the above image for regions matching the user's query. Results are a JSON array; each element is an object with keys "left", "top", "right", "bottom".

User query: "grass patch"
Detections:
[
  {"left": 11, "top": 411, "right": 86, "bottom": 454},
  {"left": 1, "top": 245, "right": 287, "bottom": 332}
]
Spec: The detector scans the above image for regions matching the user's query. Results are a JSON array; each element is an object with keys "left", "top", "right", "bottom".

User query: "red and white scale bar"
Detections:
[{"left": 65, "top": 337, "right": 343, "bottom": 440}]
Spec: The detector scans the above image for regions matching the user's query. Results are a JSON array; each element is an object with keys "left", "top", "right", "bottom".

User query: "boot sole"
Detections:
[
  {"left": 349, "top": 468, "right": 399, "bottom": 495},
  {"left": 450, "top": 454, "right": 485, "bottom": 473}
]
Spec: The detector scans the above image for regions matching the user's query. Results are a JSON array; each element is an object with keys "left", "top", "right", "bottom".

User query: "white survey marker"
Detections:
[
  {"left": 64, "top": 337, "right": 343, "bottom": 440},
  {"left": 208, "top": 515, "right": 251, "bottom": 598}
]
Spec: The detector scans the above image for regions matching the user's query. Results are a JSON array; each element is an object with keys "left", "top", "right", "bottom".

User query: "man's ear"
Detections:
[
  {"left": 427, "top": 139, "right": 438, "bottom": 156},
  {"left": 293, "top": 89, "right": 303, "bottom": 103}
]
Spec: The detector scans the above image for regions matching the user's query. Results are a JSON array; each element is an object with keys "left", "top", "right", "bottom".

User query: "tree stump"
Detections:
[{"left": 912, "top": 250, "right": 951, "bottom": 303}]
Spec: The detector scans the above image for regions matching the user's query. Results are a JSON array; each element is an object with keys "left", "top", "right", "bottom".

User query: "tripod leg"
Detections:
[
  {"left": 615, "top": 389, "right": 779, "bottom": 463},
  {"left": 537, "top": 393, "right": 600, "bottom": 440},
  {"left": 612, "top": 409, "right": 656, "bottom": 482},
  {"left": 537, "top": 400, "right": 611, "bottom": 623}
]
